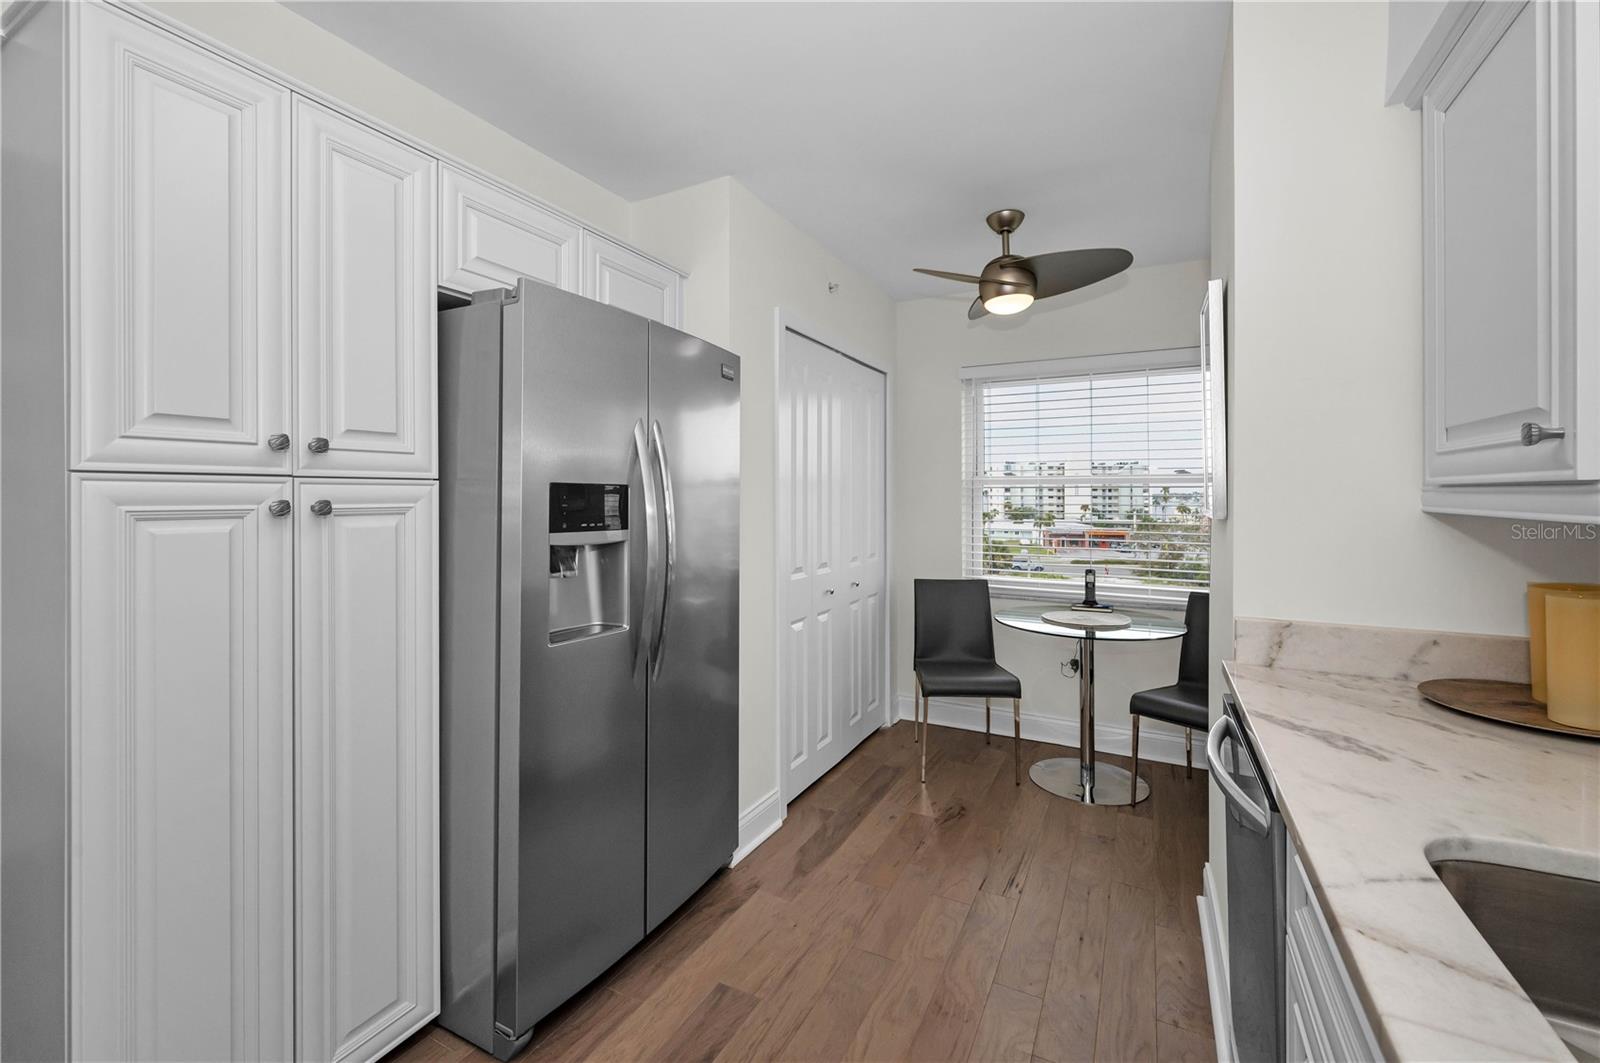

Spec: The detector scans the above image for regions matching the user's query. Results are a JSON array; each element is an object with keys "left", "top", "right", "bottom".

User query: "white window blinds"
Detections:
[{"left": 960, "top": 352, "right": 1211, "bottom": 603}]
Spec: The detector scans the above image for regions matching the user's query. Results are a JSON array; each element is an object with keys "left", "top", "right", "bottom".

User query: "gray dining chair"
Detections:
[
  {"left": 1129, "top": 591, "right": 1210, "bottom": 782},
  {"left": 913, "top": 579, "right": 1022, "bottom": 786}
]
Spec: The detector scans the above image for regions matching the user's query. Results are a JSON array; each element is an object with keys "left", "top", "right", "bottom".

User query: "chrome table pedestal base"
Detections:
[
  {"left": 1029, "top": 632, "right": 1151, "bottom": 807},
  {"left": 1029, "top": 757, "right": 1149, "bottom": 806}
]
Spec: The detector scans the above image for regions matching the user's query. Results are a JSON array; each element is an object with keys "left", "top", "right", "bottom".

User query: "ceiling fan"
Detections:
[{"left": 914, "top": 210, "right": 1134, "bottom": 320}]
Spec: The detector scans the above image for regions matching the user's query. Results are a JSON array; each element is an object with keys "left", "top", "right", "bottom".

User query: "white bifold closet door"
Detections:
[{"left": 778, "top": 328, "right": 888, "bottom": 801}]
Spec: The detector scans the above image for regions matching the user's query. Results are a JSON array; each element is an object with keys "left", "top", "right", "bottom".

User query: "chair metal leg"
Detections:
[
  {"left": 1185, "top": 728, "right": 1193, "bottom": 778},
  {"left": 912, "top": 676, "right": 920, "bottom": 742},
  {"left": 1130, "top": 715, "right": 1141, "bottom": 787},
  {"left": 1013, "top": 697, "right": 1021, "bottom": 785},
  {"left": 920, "top": 694, "right": 929, "bottom": 784},
  {"left": 985, "top": 697, "right": 991, "bottom": 745}
]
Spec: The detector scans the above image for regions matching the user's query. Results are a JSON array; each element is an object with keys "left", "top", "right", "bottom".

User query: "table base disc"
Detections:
[{"left": 1028, "top": 757, "right": 1150, "bottom": 806}]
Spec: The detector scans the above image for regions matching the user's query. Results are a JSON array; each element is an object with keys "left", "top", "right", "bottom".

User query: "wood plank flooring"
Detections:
[{"left": 387, "top": 722, "right": 1215, "bottom": 1063}]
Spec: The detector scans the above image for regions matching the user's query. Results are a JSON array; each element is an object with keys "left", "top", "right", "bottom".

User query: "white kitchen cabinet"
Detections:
[
  {"left": 71, "top": 476, "right": 295, "bottom": 1063},
  {"left": 296, "top": 480, "right": 438, "bottom": 1063},
  {"left": 580, "top": 230, "right": 683, "bottom": 327},
  {"left": 1416, "top": 0, "right": 1600, "bottom": 521},
  {"left": 1284, "top": 837, "right": 1382, "bottom": 1062},
  {"left": 295, "top": 100, "right": 437, "bottom": 479},
  {"left": 439, "top": 164, "right": 580, "bottom": 295},
  {"left": 8, "top": 4, "right": 678, "bottom": 1056},
  {"left": 73, "top": 4, "right": 292, "bottom": 474}
]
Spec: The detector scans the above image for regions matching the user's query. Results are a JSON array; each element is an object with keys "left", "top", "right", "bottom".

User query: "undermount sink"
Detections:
[{"left": 1432, "top": 859, "right": 1600, "bottom": 1062}]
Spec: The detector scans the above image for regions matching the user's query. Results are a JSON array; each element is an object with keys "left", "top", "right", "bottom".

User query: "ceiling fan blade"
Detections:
[
  {"left": 914, "top": 267, "right": 984, "bottom": 285},
  {"left": 1018, "top": 248, "right": 1134, "bottom": 299},
  {"left": 967, "top": 296, "right": 988, "bottom": 321}
]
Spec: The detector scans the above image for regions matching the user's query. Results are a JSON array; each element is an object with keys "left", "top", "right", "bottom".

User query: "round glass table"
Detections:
[{"left": 994, "top": 607, "right": 1186, "bottom": 806}]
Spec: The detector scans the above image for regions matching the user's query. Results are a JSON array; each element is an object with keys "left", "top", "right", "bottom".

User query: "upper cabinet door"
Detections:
[
  {"left": 1422, "top": 1, "right": 1591, "bottom": 487},
  {"left": 74, "top": 5, "right": 291, "bottom": 474},
  {"left": 579, "top": 231, "right": 682, "bottom": 327},
  {"left": 73, "top": 476, "right": 294, "bottom": 1063},
  {"left": 296, "top": 480, "right": 438, "bottom": 1063},
  {"left": 439, "top": 165, "right": 580, "bottom": 295},
  {"left": 295, "top": 101, "right": 437, "bottom": 478}
]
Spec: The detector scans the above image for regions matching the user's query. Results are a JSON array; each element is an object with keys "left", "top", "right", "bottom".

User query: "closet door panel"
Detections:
[
  {"left": 838, "top": 355, "right": 888, "bottom": 745},
  {"left": 72, "top": 476, "right": 293, "bottom": 1062},
  {"left": 295, "top": 101, "right": 437, "bottom": 478},
  {"left": 778, "top": 331, "right": 887, "bottom": 801},
  {"left": 74, "top": 4, "right": 291, "bottom": 473}
]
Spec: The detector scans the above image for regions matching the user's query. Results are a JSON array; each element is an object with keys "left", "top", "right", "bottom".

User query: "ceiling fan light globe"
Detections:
[{"left": 984, "top": 292, "right": 1034, "bottom": 315}]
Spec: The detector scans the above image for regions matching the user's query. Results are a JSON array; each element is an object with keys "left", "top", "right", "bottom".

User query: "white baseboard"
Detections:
[
  {"left": 731, "top": 787, "right": 784, "bottom": 866},
  {"left": 893, "top": 693, "right": 1207, "bottom": 771},
  {"left": 1198, "top": 862, "right": 1234, "bottom": 1063}
]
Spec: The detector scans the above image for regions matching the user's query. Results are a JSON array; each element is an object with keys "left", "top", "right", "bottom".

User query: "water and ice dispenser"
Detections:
[{"left": 548, "top": 482, "right": 630, "bottom": 646}]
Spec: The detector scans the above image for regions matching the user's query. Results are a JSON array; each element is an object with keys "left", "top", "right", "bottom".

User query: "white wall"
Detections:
[
  {"left": 1206, "top": 27, "right": 1233, "bottom": 925},
  {"left": 893, "top": 261, "right": 1209, "bottom": 746},
  {"left": 632, "top": 178, "right": 734, "bottom": 349},
  {"left": 1227, "top": 1, "right": 1599, "bottom": 642}
]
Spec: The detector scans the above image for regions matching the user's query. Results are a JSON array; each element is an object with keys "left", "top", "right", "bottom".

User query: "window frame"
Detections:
[{"left": 959, "top": 346, "right": 1210, "bottom": 610}]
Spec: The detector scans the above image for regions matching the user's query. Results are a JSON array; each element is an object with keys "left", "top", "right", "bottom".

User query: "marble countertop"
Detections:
[{"left": 1222, "top": 658, "right": 1600, "bottom": 1061}]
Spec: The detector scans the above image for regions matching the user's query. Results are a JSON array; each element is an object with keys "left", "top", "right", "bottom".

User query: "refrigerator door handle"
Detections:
[
  {"left": 634, "top": 419, "right": 664, "bottom": 675},
  {"left": 649, "top": 419, "right": 677, "bottom": 678}
]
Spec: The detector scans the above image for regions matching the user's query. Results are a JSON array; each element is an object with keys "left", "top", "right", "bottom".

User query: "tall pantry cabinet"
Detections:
[{"left": 2, "top": 4, "right": 439, "bottom": 1062}]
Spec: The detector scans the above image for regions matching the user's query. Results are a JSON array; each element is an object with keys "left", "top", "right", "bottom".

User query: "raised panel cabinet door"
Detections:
[
  {"left": 439, "top": 165, "right": 580, "bottom": 295},
  {"left": 296, "top": 101, "right": 437, "bottom": 478},
  {"left": 579, "top": 231, "right": 682, "bottom": 327},
  {"left": 296, "top": 481, "right": 438, "bottom": 1063},
  {"left": 74, "top": 4, "right": 292, "bottom": 473},
  {"left": 1423, "top": 1, "right": 1584, "bottom": 485},
  {"left": 72, "top": 476, "right": 294, "bottom": 1062}
]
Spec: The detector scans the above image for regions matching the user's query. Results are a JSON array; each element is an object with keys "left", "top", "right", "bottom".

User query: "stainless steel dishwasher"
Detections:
[{"left": 1207, "top": 692, "right": 1286, "bottom": 1062}]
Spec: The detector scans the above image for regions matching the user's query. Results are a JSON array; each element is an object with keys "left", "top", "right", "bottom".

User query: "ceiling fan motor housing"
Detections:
[{"left": 979, "top": 259, "right": 1036, "bottom": 303}]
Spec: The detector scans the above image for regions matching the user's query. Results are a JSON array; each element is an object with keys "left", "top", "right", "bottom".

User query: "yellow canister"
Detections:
[
  {"left": 1528, "top": 582, "right": 1600, "bottom": 703},
  {"left": 1545, "top": 588, "right": 1600, "bottom": 731}
]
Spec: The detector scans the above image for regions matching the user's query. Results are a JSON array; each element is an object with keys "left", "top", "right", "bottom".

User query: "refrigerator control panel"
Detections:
[{"left": 550, "top": 482, "right": 629, "bottom": 533}]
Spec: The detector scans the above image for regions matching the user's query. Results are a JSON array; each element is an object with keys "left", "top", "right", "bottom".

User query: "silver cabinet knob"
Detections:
[
  {"left": 267, "top": 499, "right": 291, "bottom": 518},
  {"left": 307, "top": 437, "right": 330, "bottom": 454},
  {"left": 267, "top": 433, "right": 291, "bottom": 452},
  {"left": 310, "top": 499, "right": 333, "bottom": 517},
  {"left": 851, "top": 581, "right": 861, "bottom": 588},
  {"left": 1521, "top": 422, "right": 1566, "bottom": 446},
  {"left": 823, "top": 588, "right": 835, "bottom": 596}
]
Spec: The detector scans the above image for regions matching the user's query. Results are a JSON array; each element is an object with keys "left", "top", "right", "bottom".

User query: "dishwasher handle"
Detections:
[{"left": 1206, "top": 714, "right": 1272, "bottom": 836}]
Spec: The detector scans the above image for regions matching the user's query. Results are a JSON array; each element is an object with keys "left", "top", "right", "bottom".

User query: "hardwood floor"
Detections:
[{"left": 388, "top": 721, "right": 1215, "bottom": 1063}]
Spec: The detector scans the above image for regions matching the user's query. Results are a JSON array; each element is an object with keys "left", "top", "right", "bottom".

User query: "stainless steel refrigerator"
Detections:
[{"left": 437, "top": 280, "right": 739, "bottom": 1058}]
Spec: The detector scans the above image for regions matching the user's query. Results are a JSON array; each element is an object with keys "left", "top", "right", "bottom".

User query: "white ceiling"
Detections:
[{"left": 285, "top": 2, "right": 1230, "bottom": 301}]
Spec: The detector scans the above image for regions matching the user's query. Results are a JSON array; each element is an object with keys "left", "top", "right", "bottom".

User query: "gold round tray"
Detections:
[{"left": 1417, "top": 679, "right": 1600, "bottom": 741}]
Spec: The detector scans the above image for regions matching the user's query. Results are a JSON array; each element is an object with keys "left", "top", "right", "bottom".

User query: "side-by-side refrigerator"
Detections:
[{"left": 437, "top": 280, "right": 739, "bottom": 1058}]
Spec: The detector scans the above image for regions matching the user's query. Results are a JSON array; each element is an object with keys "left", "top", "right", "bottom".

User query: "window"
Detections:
[{"left": 961, "top": 349, "right": 1211, "bottom": 604}]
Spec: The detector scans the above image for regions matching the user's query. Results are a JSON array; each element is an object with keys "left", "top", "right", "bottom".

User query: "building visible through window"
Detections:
[{"left": 961, "top": 354, "right": 1211, "bottom": 603}]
